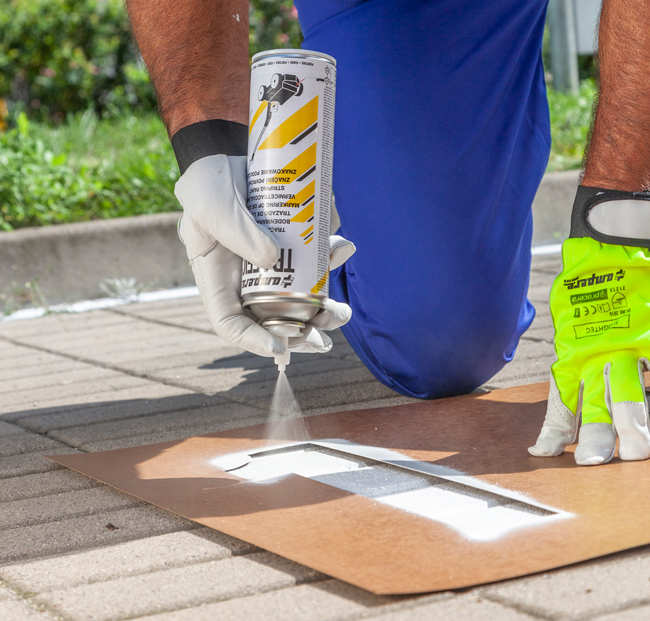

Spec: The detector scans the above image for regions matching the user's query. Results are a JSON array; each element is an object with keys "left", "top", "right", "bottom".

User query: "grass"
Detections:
[
  {"left": 0, "top": 80, "right": 597, "bottom": 230},
  {"left": 0, "top": 110, "right": 178, "bottom": 230}
]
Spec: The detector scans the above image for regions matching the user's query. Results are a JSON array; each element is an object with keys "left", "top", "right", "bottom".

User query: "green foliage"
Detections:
[
  {"left": 0, "top": 0, "right": 157, "bottom": 121},
  {"left": 0, "top": 111, "right": 178, "bottom": 230},
  {"left": 249, "top": 0, "right": 303, "bottom": 57},
  {"left": 546, "top": 79, "right": 596, "bottom": 171},
  {"left": 0, "top": 0, "right": 303, "bottom": 121}
]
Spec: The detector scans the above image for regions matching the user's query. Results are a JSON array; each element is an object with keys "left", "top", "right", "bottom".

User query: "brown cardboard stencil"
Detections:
[{"left": 48, "top": 382, "right": 650, "bottom": 595}]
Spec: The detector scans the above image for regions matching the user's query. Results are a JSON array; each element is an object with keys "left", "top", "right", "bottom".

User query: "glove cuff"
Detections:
[
  {"left": 570, "top": 185, "right": 650, "bottom": 248},
  {"left": 171, "top": 119, "right": 248, "bottom": 175}
]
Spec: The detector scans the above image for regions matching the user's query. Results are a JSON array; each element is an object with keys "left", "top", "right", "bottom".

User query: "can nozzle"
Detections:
[
  {"left": 263, "top": 320, "right": 304, "bottom": 374},
  {"left": 275, "top": 336, "right": 291, "bottom": 373}
]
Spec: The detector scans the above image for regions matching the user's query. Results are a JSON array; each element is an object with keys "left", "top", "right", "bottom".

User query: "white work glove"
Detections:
[{"left": 175, "top": 154, "right": 355, "bottom": 358}]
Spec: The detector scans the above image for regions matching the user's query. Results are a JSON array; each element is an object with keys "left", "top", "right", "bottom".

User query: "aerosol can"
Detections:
[{"left": 242, "top": 49, "right": 336, "bottom": 371}]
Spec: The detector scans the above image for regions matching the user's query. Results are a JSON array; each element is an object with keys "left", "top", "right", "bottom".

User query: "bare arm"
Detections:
[
  {"left": 582, "top": 0, "right": 650, "bottom": 191},
  {"left": 126, "top": 0, "right": 249, "bottom": 137}
]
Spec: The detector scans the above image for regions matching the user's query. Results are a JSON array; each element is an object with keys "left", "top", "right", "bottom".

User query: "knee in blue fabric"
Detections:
[{"left": 331, "top": 256, "right": 536, "bottom": 400}]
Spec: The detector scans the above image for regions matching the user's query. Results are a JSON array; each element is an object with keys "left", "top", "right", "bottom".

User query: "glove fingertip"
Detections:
[
  {"left": 329, "top": 237, "right": 356, "bottom": 271},
  {"left": 236, "top": 220, "right": 281, "bottom": 269}
]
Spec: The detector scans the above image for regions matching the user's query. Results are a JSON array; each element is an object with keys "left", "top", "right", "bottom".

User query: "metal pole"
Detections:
[{"left": 547, "top": 0, "right": 580, "bottom": 93}]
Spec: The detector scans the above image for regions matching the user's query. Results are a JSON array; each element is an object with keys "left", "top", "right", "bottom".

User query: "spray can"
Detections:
[{"left": 242, "top": 49, "right": 336, "bottom": 369}]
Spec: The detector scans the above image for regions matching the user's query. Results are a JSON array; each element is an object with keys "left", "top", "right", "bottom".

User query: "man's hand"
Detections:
[
  {"left": 530, "top": 234, "right": 650, "bottom": 465},
  {"left": 530, "top": 0, "right": 650, "bottom": 465},
  {"left": 176, "top": 154, "right": 355, "bottom": 358}
]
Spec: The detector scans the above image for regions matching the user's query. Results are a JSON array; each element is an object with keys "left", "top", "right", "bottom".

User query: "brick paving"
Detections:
[{"left": 2, "top": 253, "right": 648, "bottom": 620}]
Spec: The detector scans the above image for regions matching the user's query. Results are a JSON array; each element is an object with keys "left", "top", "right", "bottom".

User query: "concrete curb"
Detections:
[
  {"left": 0, "top": 170, "right": 581, "bottom": 307},
  {"left": 0, "top": 212, "right": 191, "bottom": 307}
]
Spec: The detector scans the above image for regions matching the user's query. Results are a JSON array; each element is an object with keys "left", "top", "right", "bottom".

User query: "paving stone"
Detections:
[
  {"left": 0, "top": 313, "right": 150, "bottom": 345},
  {"left": 0, "top": 310, "right": 129, "bottom": 340},
  {"left": 114, "top": 297, "right": 203, "bottom": 316},
  {"left": 510, "top": 338, "right": 555, "bottom": 361},
  {"left": 484, "top": 550, "right": 650, "bottom": 620},
  {"left": 79, "top": 415, "right": 269, "bottom": 452},
  {"left": 108, "top": 347, "right": 244, "bottom": 374},
  {"left": 0, "top": 600, "right": 49, "bottom": 620},
  {"left": 528, "top": 283, "right": 555, "bottom": 303},
  {"left": 244, "top": 379, "right": 400, "bottom": 412},
  {"left": 0, "top": 382, "right": 193, "bottom": 418},
  {"left": 0, "top": 373, "right": 169, "bottom": 411},
  {"left": 148, "top": 355, "right": 363, "bottom": 396},
  {"left": 0, "top": 366, "right": 116, "bottom": 397},
  {"left": 1, "top": 505, "right": 194, "bottom": 564},
  {"left": 488, "top": 355, "right": 553, "bottom": 389},
  {"left": 304, "top": 395, "right": 420, "bottom": 416},
  {"left": 114, "top": 296, "right": 202, "bottom": 316},
  {"left": 34, "top": 552, "right": 324, "bottom": 621},
  {"left": 148, "top": 579, "right": 404, "bottom": 621},
  {"left": 595, "top": 605, "right": 650, "bottom": 620},
  {"left": 529, "top": 301, "right": 552, "bottom": 317},
  {"left": 13, "top": 323, "right": 224, "bottom": 360},
  {"left": 525, "top": 315, "right": 554, "bottom": 336},
  {"left": 0, "top": 420, "right": 25, "bottom": 436},
  {"left": 531, "top": 253, "right": 562, "bottom": 267},
  {"left": 0, "top": 358, "right": 80, "bottom": 382},
  {"left": 28, "top": 321, "right": 189, "bottom": 353},
  {"left": 367, "top": 593, "right": 534, "bottom": 620},
  {"left": 0, "top": 345, "right": 58, "bottom": 369},
  {"left": 0, "top": 486, "right": 143, "bottom": 530},
  {"left": 62, "top": 342, "right": 234, "bottom": 374},
  {"left": 18, "top": 392, "right": 217, "bottom": 433},
  {"left": 0, "top": 470, "right": 98, "bottom": 503},
  {"left": 50, "top": 401, "right": 263, "bottom": 446},
  {"left": 0, "top": 434, "right": 70, "bottom": 459},
  {"left": 89, "top": 338, "right": 239, "bottom": 368},
  {"left": 112, "top": 305, "right": 212, "bottom": 333},
  {"left": 0, "top": 529, "right": 255, "bottom": 593},
  {"left": 0, "top": 585, "right": 18, "bottom": 601},
  {"left": 0, "top": 449, "right": 75, "bottom": 480}
]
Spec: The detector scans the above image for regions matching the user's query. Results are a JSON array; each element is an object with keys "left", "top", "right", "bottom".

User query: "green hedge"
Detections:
[
  {"left": 0, "top": 0, "right": 154, "bottom": 121},
  {"left": 0, "top": 112, "right": 178, "bottom": 230},
  {"left": 0, "top": 0, "right": 302, "bottom": 122}
]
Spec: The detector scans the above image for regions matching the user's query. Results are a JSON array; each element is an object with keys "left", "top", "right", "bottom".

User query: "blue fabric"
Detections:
[{"left": 294, "top": 0, "right": 551, "bottom": 399}]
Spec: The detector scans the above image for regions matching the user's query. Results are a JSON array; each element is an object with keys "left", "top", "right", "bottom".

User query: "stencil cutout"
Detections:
[{"left": 213, "top": 442, "right": 566, "bottom": 541}]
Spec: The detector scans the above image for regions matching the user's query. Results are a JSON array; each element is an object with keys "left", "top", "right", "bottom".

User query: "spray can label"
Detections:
[{"left": 242, "top": 51, "right": 336, "bottom": 298}]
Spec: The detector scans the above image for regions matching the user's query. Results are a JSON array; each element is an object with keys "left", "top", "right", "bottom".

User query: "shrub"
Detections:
[
  {"left": 250, "top": 1, "right": 303, "bottom": 57},
  {"left": 0, "top": 0, "right": 156, "bottom": 121},
  {"left": 0, "top": 111, "right": 178, "bottom": 230},
  {"left": 0, "top": 0, "right": 302, "bottom": 121}
]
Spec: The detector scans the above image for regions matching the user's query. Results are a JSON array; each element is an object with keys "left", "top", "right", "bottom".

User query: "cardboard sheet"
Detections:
[{"left": 48, "top": 381, "right": 650, "bottom": 595}]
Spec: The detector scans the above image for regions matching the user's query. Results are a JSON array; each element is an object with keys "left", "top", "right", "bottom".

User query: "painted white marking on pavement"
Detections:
[{"left": 212, "top": 440, "right": 572, "bottom": 542}]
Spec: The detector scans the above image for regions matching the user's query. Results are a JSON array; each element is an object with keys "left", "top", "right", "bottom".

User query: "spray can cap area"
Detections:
[{"left": 262, "top": 320, "right": 305, "bottom": 372}]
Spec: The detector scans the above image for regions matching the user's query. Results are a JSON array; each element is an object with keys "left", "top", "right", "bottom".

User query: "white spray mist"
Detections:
[{"left": 266, "top": 370, "right": 309, "bottom": 442}]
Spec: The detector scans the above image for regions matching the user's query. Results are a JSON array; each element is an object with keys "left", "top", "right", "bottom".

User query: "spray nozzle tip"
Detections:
[
  {"left": 274, "top": 345, "right": 290, "bottom": 373},
  {"left": 263, "top": 321, "right": 303, "bottom": 373}
]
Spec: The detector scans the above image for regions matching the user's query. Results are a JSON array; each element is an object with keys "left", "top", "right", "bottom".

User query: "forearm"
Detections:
[
  {"left": 582, "top": 0, "right": 650, "bottom": 191},
  {"left": 126, "top": 0, "right": 249, "bottom": 136}
]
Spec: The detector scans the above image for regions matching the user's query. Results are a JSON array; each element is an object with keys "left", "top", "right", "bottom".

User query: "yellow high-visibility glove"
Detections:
[{"left": 530, "top": 186, "right": 650, "bottom": 466}]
